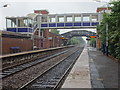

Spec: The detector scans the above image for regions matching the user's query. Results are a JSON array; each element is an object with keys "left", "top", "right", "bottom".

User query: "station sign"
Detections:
[
  {"left": 89, "top": 36, "right": 96, "bottom": 38},
  {"left": 61, "top": 37, "right": 65, "bottom": 39}
]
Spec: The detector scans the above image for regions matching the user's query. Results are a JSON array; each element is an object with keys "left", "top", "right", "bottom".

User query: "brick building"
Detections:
[
  {"left": 1, "top": 31, "right": 33, "bottom": 54},
  {"left": 3, "top": 10, "right": 66, "bottom": 54}
]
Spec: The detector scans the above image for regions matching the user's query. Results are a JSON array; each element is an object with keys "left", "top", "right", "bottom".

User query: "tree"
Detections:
[
  {"left": 50, "top": 29, "right": 60, "bottom": 34},
  {"left": 68, "top": 37, "right": 85, "bottom": 45},
  {"left": 90, "top": 38, "right": 96, "bottom": 47},
  {"left": 97, "top": 1, "right": 120, "bottom": 60}
]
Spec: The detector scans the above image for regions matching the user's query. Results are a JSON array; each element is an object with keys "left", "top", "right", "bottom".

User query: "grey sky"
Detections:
[{"left": 0, "top": 0, "right": 111, "bottom": 33}]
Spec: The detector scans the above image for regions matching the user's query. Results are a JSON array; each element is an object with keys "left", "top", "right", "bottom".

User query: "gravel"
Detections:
[{"left": 2, "top": 47, "right": 79, "bottom": 89}]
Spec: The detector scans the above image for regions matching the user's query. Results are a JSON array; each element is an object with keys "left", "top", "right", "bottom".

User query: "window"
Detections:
[
  {"left": 42, "top": 16, "right": 47, "bottom": 22},
  {"left": 49, "top": 17, "right": 55, "bottom": 22},
  {"left": 75, "top": 17, "right": 81, "bottom": 22},
  {"left": 83, "top": 15, "right": 90, "bottom": 21},
  {"left": 58, "top": 17, "right": 64, "bottom": 22},
  {"left": 7, "top": 19, "right": 11, "bottom": 27},
  {"left": 92, "top": 15, "right": 98, "bottom": 21},
  {"left": 67, "top": 17, "right": 72, "bottom": 22}
]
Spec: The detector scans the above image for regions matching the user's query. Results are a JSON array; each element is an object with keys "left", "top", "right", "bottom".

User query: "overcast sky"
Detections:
[{"left": 0, "top": 0, "right": 112, "bottom": 33}]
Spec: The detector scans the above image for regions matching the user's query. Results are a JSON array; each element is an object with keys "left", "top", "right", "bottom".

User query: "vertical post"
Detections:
[
  {"left": 55, "top": 15, "right": 57, "bottom": 27},
  {"left": 32, "top": 31, "right": 34, "bottom": 50},
  {"left": 32, "top": 17, "right": 35, "bottom": 50},
  {"left": 64, "top": 15, "right": 66, "bottom": 27},
  {"left": 38, "top": 16, "right": 41, "bottom": 49},
  {"left": 106, "top": 4, "right": 109, "bottom": 56},
  {"left": 106, "top": 23, "right": 108, "bottom": 56},
  {"left": 16, "top": 18, "right": 18, "bottom": 32},
  {"left": 27, "top": 18, "right": 29, "bottom": 36},
  {"left": 11, "top": 19, "right": 13, "bottom": 27},
  {"left": 31, "top": 19, "right": 33, "bottom": 33},
  {"left": 98, "top": 13, "right": 102, "bottom": 24},
  {"left": 32, "top": 18, "right": 34, "bottom": 50},
  {"left": 47, "top": 16, "right": 49, "bottom": 27},
  {"left": 90, "top": 14, "right": 92, "bottom": 26},
  {"left": 72, "top": 14, "right": 75, "bottom": 27},
  {"left": 6, "top": 18, "right": 7, "bottom": 29},
  {"left": 81, "top": 14, "right": 83, "bottom": 26},
  {"left": 38, "top": 16, "right": 41, "bottom": 38}
]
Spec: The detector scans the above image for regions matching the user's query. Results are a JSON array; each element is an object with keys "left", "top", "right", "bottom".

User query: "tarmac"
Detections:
[{"left": 61, "top": 44, "right": 119, "bottom": 89}]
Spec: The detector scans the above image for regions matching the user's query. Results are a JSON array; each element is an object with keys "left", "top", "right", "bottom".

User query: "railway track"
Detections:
[
  {"left": 2, "top": 46, "right": 83, "bottom": 89},
  {"left": 1, "top": 49, "right": 70, "bottom": 79},
  {"left": 18, "top": 47, "right": 83, "bottom": 90},
  {"left": 2, "top": 46, "right": 73, "bottom": 70}
]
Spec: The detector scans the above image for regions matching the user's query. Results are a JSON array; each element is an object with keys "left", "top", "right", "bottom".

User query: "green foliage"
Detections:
[
  {"left": 90, "top": 38, "right": 96, "bottom": 47},
  {"left": 50, "top": 29, "right": 60, "bottom": 34},
  {"left": 97, "top": 1, "right": 120, "bottom": 60},
  {"left": 68, "top": 37, "right": 85, "bottom": 45}
]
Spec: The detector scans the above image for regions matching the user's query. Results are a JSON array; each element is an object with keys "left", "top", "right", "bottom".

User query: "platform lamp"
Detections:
[{"left": 93, "top": 0, "right": 109, "bottom": 56}]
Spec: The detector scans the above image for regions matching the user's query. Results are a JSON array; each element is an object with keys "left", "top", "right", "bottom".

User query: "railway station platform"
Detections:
[{"left": 62, "top": 45, "right": 119, "bottom": 89}]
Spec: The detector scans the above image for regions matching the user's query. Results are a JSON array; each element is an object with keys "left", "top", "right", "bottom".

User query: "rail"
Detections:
[
  {"left": 1, "top": 45, "right": 74, "bottom": 59},
  {"left": 18, "top": 47, "right": 83, "bottom": 90},
  {"left": 1, "top": 49, "right": 69, "bottom": 79},
  {"left": 1, "top": 45, "right": 74, "bottom": 69}
]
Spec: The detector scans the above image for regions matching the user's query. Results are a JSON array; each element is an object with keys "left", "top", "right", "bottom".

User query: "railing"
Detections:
[{"left": 33, "top": 22, "right": 38, "bottom": 32}]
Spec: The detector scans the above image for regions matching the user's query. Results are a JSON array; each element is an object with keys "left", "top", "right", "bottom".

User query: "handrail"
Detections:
[{"left": 32, "top": 21, "right": 38, "bottom": 33}]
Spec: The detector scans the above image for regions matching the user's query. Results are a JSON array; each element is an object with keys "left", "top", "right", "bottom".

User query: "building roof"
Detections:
[
  {"left": 96, "top": 7, "right": 111, "bottom": 13},
  {"left": 0, "top": 30, "right": 31, "bottom": 39}
]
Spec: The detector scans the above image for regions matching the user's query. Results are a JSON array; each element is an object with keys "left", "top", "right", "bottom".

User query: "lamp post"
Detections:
[{"left": 93, "top": 0, "right": 109, "bottom": 56}]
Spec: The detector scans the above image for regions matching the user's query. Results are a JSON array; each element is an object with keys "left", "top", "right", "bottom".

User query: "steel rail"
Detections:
[
  {"left": 18, "top": 47, "right": 82, "bottom": 90},
  {"left": 1, "top": 49, "right": 70, "bottom": 79}
]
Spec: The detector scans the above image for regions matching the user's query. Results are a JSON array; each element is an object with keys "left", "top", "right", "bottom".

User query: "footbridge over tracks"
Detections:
[
  {"left": 6, "top": 13, "right": 103, "bottom": 33},
  {"left": 61, "top": 30, "right": 96, "bottom": 39},
  {"left": 39, "top": 13, "right": 102, "bottom": 29}
]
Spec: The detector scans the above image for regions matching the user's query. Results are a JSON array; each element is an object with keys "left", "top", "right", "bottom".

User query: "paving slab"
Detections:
[
  {"left": 61, "top": 45, "right": 119, "bottom": 89},
  {"left": 88, "top": 46, "right": 119, "bottom": 89},
  {"left": 61, "top": 45, "right": 91, "bottom": 88}
]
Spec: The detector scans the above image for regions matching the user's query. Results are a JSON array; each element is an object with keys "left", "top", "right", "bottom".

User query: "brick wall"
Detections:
[{"left": 2, "top": 37, "right": 33, "bottom": 54}]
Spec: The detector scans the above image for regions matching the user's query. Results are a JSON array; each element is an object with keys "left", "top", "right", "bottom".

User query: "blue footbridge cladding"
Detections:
[
  {"left": 7, "top": 28, "right": 33, "bottom": 33},
  {"left": 7, "top": 22, "right": 99, "bottom": 33},
  {"left": 41, "top": 22, "right": 99, "bottom": 27}
]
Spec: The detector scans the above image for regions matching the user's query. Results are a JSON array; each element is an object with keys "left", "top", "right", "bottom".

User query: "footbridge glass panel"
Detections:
[{"left": 6, "top": 17, "right": 33, "bottom": 34}]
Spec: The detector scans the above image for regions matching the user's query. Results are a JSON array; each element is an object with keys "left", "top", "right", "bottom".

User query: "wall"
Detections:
[{"left": 2, "top": 37, "right": 33, "bottom": 54}]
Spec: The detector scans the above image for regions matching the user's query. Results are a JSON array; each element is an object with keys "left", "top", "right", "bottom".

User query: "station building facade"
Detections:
[{"left": 1, "top": 10, "right": 66, "bottom": 54}]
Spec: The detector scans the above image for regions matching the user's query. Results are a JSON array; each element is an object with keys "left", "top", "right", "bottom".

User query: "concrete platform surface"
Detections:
[
  {"left": 62, "top": 45, "right": 91, "bottom": 88},
  {"left": 88, "top": 46, "right": 119, "bottom": 88}
]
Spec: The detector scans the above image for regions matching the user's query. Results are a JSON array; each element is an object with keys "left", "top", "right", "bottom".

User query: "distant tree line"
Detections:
[
  {"left": 68, "top": 37, "right": 85, "bottom": 45},
  {"left": 50, "top": 29, "right": 60, "bottom": 34}
]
